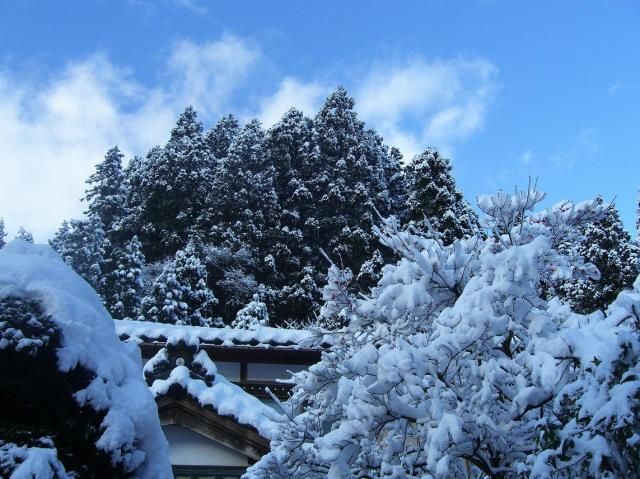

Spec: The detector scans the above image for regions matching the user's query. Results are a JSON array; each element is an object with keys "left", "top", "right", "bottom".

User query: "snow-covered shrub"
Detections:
[
  {"left": 0, "top": 240, "right": 171, "bottom": 478},
  {"left": 247, "top": 184, "right": 640, "bottom": 479},
  {"left": 232, "top": 294, "right": 270, "bottom": 329}
]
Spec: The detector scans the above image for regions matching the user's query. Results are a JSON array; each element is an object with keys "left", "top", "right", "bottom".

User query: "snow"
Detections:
[
  {"left": 0, "top": 240, "right": 171, "bottom": 477},
  {"left": 0, "top": 441, "right": 70, "bottom": 479},
  {"left": 147, "top": 359, "right": 281, "bottom": 438},
  {"left": 248, "top": 185, "right": 640, "bottom": 478},
  {"left": 115, "top": 317, "right": 333, "bottom": 349}
]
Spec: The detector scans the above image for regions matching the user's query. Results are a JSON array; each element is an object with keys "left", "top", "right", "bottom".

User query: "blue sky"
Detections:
[{"left": 1, "top": 0, "right": 638, "bottom": 240}]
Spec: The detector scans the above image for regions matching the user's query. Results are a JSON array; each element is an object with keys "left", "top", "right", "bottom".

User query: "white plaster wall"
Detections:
[{"left": 163, "top": 425, "right": 249, "bottom": 467}]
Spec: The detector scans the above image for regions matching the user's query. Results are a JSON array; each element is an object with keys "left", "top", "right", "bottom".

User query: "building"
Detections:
[{"left": 115, "top": 320, "right": 331, "bottom": 478}]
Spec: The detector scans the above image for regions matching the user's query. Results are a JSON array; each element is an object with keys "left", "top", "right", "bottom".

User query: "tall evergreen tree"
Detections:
[
  {"left": 200, "top": 119, "right": 280, "bottom": 255},
  {"left": 141, "top": 242, "right": 218, "bottom": 326},
  {"left": 15, "top": 226, "right": 34, "bottom": 243},
  {"left": 558, "top": 198, "right": 639, "bottom": 313},
  {"left": 116, "top": 154, "right": 149, "bottom": 244},
  {"left": 385, "top": 146, "right": 408, "bottom": 220},
  {"left": 205, "top": 114, "right": 240, "bottom": 160},
  {"left": 84, "top": 146, "right": 128, "bottom": 238},
  {"left": 405, "top": 148, "right": 480, "bottom": 245},
  {"left": 138, "top": 107, "right": 214, "bottom": 260},
  {"left": 49, "top": 217, "right": 105, "bottom": 290},
  {"left": 0, "top": 218, "right": 6, "bottom": 249},
  {"left": 101, "top": 236, "right": 145, "bottom": 320},
  {"left": 264, "top": 109, "right": 319, "bottom": 320},
  {"left": 305, "top": 88, "right": 401, "bottom": 290}
]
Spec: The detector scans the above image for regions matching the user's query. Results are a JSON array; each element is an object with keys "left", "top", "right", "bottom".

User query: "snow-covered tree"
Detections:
[
  {"left": 84, "top": 146, "right": 128, "bottom": 237},
  {"left": 307, "top": 88, "right": 386, "bottom": 272},
  {"left": 141, "top": 242, "right": 218, "bottom": 326},
  {"left": 405, "top": 148, "right": 479, "bottom": 244},
  {"left": 49, "top": 216, "right": 105, "bottom": 291},
  {"left": 557, "top": 197, "right": 639, "bottom": 313},
  {"left": 316, "top": 254, "right": 356, "bottom": 330},
  {"left": 206, "top": 113, "right": 240, "bottom": 160},
  {"left": 200, "top": 118, "right": 280, "bottom": 247},
  {"left": 138, "top": 107, "right": 214, "bottom": 260},
  {"left": 101, "top": 236, "right": 145, "bottom": 320},
  {"left": 14, "top": 226, "right": 34, "bottom": 243},
  {"left": 198, "top": 119, "right": 283, "bottom": 321},
  {"left": 264, "top": 109, "right": 321, "bottom": 324},
  {"left": 231, "top": 294, "right": 270, "bottom": 329},
  {"left": 529, "top": 281, "right": 640, "bottom": 477},
  {"left": 0, "top": 218, "right": 6, "bottom": 249},
  {"left": 247, "top": 183, "right": 634, "bottom": 479}
]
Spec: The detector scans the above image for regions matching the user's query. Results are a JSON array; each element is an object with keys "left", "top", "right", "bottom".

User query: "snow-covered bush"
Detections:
[
  {"left": 247, "top": 184, "right": 640, "bottom": 479},
  {"left": 232, "top": 294, "right": 270, "bottom": 329},
  {"left": 0, "top": 240, "right": 171, "bottom": 478}
]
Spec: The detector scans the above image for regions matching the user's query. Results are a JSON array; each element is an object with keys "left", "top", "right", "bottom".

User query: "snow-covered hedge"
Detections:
[{"left": 0, "top": 241, "right": 171, "bottom": 478}]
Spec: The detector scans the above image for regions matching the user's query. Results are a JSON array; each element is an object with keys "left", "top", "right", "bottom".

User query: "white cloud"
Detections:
[
  {"left": 356, "top": 58, "right": 498, "bottom": 159},
  {"left": 0, "top": 36, "right": 259, "bottom": 241},
  {"left": 168, "top": 36, "right": 258, "bottom": 117},
  {"left": 257, "top": 77, "right": 327, "bottom": 126},
  {"left": 172, "top": 0, "right": 207, "bottom": 15}
]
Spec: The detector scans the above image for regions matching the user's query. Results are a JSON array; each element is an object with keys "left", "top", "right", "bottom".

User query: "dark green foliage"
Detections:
[
  {"left": 100, "top": 235, "right": 145, "bottom": 319},
  {"left": 138, "top": 107, "right": 215, "bottom": 260},
  {"left": 84, "top": 146, "right": 128, "bottom": 238},
  {"left": 49, "top": 217, "right": 105, "bottom": 290},
  {"left": 558, "top": 198, "right": 640, "bottom": 313},
  {"left": 0, "top": 297, "right": 126, "bottom": 478},
  {"left": 205, "top": 113, "right": 240, "bottom": 160},
  {"left": 405, "top": 148, "right": 479, "bottom": 245},
  {"left": 302, "top": 88, "right": 404, "bottom": 300}
]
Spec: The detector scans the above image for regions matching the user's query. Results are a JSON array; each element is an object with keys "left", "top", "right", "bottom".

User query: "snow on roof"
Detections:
[
  {"left": 146, "top": 349, "right": 281, "bottom": 439},
  {"left": 0, "top": 240, "right": 171, "bottom": 477},
  {"left": 115, "top": 318, "right": 333, "bottom": 349}
]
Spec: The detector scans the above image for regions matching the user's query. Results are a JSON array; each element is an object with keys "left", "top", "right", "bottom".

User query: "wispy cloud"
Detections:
[
  {"left": 168, "top": 36, "right": 258, "bottom": 117},
  {"left": 172, "top": 0, "right": 208, "bottom": 15},
  {"left": 257, "top": 77, "right": 327, "bottom": 126},
  {"left": 356, "top": 58, "right": 498, "bottom": 159},
  {"left": 520, "top": 150, "right": 534, "bottom": 166},
  {"left": 0, "top": 36, "right": 259, "bottom": 240},
  {"left": 550, "top": 128, "right": 599, "bottom": 169},
  {"left": 0, "top": 35, "right": 500, "bottom": 241},
  {"left": 128, "top": 0, "right": 208, "bottom": 16},
  {"left": 253, "top": 57, "right": 499, "bottom": 159}
]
